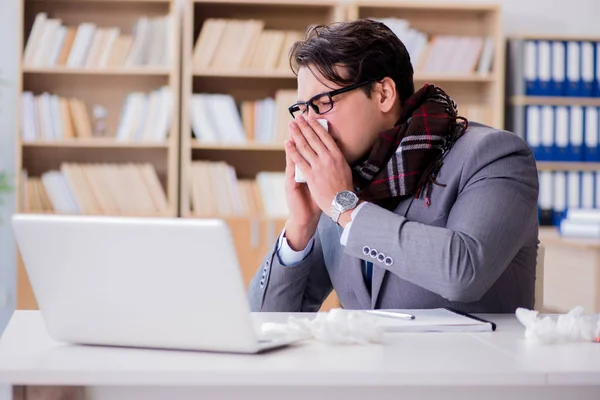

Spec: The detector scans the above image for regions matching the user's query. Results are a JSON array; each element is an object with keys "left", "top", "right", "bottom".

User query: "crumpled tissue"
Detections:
[
  {"left": 260, "top": 308, "right": 384, "bottom": 345},
  {"left": 515, "top": 306, "right": 600, "bottom": 345}
]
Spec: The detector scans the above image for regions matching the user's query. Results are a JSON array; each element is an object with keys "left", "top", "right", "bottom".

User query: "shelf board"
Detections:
[
  {"left": 539, "top": 226, "right": 600, "bottom": 249},
  {"left": 193, "top": 70, "right": 494, "bottom": 82},
  {"left": 193, "top": 0, "right": 338, "bottom": 6},
  {"left": 510, "top": 34, "right": 600, "bottom": 42},
  {"left": 354, "top": 1, "right": 499, "bottom": 12},
  {"left": 414, "top": 73, "right": 494, "bottom": 82},
  {"left": 22, "top": 139, "right": 169, "bottom": 149},
  {"left": 537, "top": 162, "right": 600, "bottom": 171},
  {"left": 25, "top": 0, "right": 171, "bottom": 3},
  {"left": 191, "top": 141, "right": 284, "bottom": 151},
  {"left": 193, "top": 69, "right": 295, "bottom": 79},
  {"left": 511, "top": 96, "right": 600, "bottom": 107},
  {"left": 23, "top": 67, "right": 171, "bottom": 76}
]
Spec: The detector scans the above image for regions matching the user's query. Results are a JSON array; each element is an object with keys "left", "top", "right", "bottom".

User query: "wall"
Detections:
[
  {"left": 0, "top": 0, "right": 19, "bottom": 313},
  {"left": 413, "top": 0, "right": 600, "bottom": 37}
]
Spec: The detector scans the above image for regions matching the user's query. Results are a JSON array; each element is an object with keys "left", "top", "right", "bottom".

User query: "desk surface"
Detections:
[{"left": 0, "top": 311, "right": 599, "bottom": 387}]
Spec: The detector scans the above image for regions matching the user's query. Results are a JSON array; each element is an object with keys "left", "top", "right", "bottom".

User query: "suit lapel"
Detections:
[{"left": 370, "top": 265, "right": 386, "bottom": 309}]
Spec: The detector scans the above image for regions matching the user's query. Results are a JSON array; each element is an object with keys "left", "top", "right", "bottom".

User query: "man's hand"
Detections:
[{"left": 285, "top": 115, "right": 356, "bottom": 220}]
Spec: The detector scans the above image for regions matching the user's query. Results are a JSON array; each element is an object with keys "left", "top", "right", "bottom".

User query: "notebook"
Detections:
[{"left": 366, "top": 308, "right": 496, "bottom": 333}]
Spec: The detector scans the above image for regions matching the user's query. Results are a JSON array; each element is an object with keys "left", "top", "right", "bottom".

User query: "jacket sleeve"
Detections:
[
  {"left": 343, "top": 130, "right": 539, "bottom": 303},
  {"left": 248, "top": 220, "right": 333, "bottom": 312}
]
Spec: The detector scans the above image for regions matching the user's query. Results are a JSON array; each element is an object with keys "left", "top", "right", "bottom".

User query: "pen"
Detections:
[{"left": 366, "top": 310, "right": 416, "bottom": 320}]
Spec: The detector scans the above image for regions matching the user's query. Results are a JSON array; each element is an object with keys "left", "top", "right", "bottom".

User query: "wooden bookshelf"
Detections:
[
  {"left": 181, "top": 0, "right": 346, "bottom": 310},
  {"left": 346, "top": 1, "right": 505, "bottom": 129},
  {"left": 180, "top": 0, "right": 345, "bottom": 216},
  {"left": 14, "top": 0, "right": 508, "bottom": 312},
  {"left": 16, "top": 0, "right": 181, "bottom": 309}
]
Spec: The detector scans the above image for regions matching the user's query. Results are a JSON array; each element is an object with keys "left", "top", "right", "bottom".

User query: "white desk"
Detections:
[{"left": 0, "top": 311, "right": 599, "bottom": 400}]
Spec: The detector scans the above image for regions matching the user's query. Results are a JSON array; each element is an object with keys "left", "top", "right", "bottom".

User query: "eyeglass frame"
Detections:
[{"left": 288, "top": 80, "right": 374, "bottom": 119}]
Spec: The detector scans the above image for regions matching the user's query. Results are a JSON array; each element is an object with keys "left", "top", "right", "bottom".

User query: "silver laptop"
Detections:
[{"left": 11, "top": 213, "right": 298, "bottom": 353}]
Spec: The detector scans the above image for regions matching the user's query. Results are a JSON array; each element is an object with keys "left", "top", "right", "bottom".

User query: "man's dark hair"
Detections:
[{"left": 289, "top": 18, "right": 415, "bottom": 106}]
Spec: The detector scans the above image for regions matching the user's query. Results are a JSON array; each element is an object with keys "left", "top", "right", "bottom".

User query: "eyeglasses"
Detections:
[{"left": 288, "top": 81, "right": 373, "bottom": 119}]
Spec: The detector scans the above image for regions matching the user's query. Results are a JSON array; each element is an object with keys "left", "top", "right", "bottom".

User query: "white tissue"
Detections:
[
  {"left": 294, "top": 119, "right": 328, "bottom": 183},
  {"left": 515, "top": 306, "right": 600, "bottom": 344},
  {"left": 260, "top": 308, "right": 384, "bottom": 345}
]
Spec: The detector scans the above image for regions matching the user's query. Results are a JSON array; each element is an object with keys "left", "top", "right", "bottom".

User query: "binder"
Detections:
[
  {"left": 537, "top": 40, "right": 552, "bottom": 96},
  {"left": 524, "top": 40, "right": 538, "bottom": 95},
  {"left": 581, "top": 171, "right": 595, "bottom": 209},
  {"left": 569, "top": 105, "right": 584, "bottom": 161},
  {"left": 596, "top": 42, "right": 600, "bottom": 97},
  {"left": 567, "top": 170, "right": 581, "bottom": 211},
  {"left": 596, "top": 172, "right": 600, "bottom": 208},
  {"left": 584, "top": 106, "right": 600, "bottom": 161},
  {"left": 525, "top": 105, "right": 542, "bottom": 159},
  {"left": 581, "top": 41, "right": 595, "bottom": 97},
  {"left": 554, "top": 106, "right": 569, "bottom": 160},
  {"left": 551, "top": 40, "right": 566, "bottom": 96},
  {"left": 538, "top": 171, "right": 554, "bottom": 226},
  {"left": 553, "top": 171, "right": 567, "bottom": 225},
  {"left": 566, "top": 41, "right": 581, "bottom": 97},
  {"left": 540, "top": 105, "right": 554, "bottom": 160}
]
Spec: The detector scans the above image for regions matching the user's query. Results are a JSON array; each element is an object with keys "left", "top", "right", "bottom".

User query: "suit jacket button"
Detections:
[
  {"left": 385, "top": 257, "right": 393, "bottom": 266},
  {"left": 362, "top": 246, "right": 370, "bottom": 255},
  {"left": 369, "top": 249, "right": 378, "bottom": 258},
  {"left": 377, "top": 253, "right": 385, "bottom": 262}
]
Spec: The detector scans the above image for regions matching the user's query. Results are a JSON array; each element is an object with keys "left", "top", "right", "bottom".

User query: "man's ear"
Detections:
[{"left": 375, "top": 77, "right": 398, "bottom": 113}]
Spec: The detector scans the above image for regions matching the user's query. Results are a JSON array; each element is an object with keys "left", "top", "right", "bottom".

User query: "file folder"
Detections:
[
  {"left": 566, "top": 41, "right": 581, "bottom": 97},
  {"left": 538, "top": 40, "right": 552, "bottom": 96},
  {"left": 584, "top": 106, "right": 599, "bottom": 161},
  {"left": 581, "top": 41, "right": 595, "bottom": 97},
  {"left": 553, "top": 171, "right": 567, "bottom": 225},
  {"left": 525, "top": 105, "right": 543, "bottom": 159},
  {"left": 524, "top": 40, "right": 538, "bottom": 95},
  {"left": 551, "top": 40, "right": 566, "bottom": 96},
  {"left": 554, "top": 106, "right": 569, "bottom": 160},
  {"left": 570, "top": 105, "right": 584, "bottom": 161},
  {"left": 540, "top": 106, "right": 554, "bottom": 160},
  {"left": 538, "top": 171, "right": 554, "bottom": 226}
]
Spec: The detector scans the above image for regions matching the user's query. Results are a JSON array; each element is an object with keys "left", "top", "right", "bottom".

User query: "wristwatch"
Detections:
[{"left": 330, "top": 190, "right": 359, "bottom": 224}]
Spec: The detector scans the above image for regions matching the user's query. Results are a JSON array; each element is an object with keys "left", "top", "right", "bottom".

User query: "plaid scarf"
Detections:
[{"left": 352, "top": 83, "right": 468, "bottom": 210}]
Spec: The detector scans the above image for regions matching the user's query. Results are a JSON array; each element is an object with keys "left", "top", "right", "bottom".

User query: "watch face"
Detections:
[{"left": 336, "top": 191, "right": 357, "bottom": 207}]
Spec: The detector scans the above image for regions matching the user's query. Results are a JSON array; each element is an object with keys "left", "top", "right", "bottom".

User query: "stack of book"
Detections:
[
  {"left": 189, "top": 161, "right": 288, "bottom": 218},
  {"left": 21, "top": 87, "right": 172, "bottom": 142},
  {"left": 376, "top": 17, "right": 495, "bottom": 75},
  {"left": 22, "top": 163, "right": 168, "bottom": 216},
  {"left": 23, "top": 12, "right": 174, "bottom": 68},
  {"left": 116, "top": 87, "right": 173, "bottom": 142},
  {"left": 190, "top": 90, "right": 296, "bottom": 145},
  {"left": 558, "top": 209, "right": 600, "bottom": 238},
  {"left": 192, "top": 18, "right": 304, "bottom": 73}
]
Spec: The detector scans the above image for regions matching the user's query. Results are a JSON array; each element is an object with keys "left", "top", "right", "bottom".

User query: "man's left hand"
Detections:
[{"left": 285, "top": 115, "right": 355, "bottom": 220}]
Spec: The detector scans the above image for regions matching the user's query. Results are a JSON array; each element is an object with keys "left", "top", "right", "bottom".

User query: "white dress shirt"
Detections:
[{"left": 277, "top": 202, "right": 368, "bottom": 266}]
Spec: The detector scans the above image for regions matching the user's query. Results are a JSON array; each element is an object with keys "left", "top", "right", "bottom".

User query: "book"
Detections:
[{"left": 367, "top": 308, "right": 496, "bottom": 332}]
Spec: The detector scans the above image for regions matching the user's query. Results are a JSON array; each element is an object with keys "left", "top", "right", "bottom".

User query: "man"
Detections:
[{"left": 248, "top": 19, "right": 539, "bottom": 313}]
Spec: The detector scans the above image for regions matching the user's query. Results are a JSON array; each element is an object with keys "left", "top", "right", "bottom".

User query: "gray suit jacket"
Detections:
[{"left": 248, "top": 122, "right": 540, "bottom": 313}]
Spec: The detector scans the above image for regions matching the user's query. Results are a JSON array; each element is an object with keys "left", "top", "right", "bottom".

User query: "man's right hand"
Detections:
[{"left": 283, "top": 137, "right": 321, "bottom": 251}]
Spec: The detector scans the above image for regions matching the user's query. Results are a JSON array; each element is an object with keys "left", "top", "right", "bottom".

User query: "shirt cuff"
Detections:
[
  {"left": 340, "top": 202, "right": 368, "bottom": 246},
  {"left": 277, "top": 227, "right": 315, "bottom": 266}
]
